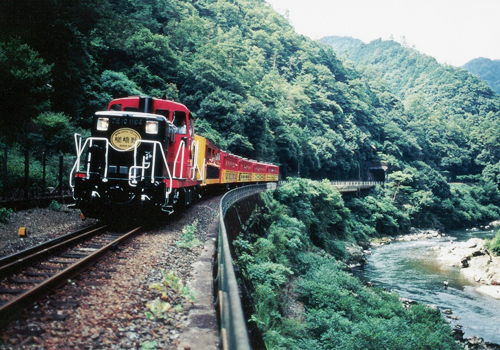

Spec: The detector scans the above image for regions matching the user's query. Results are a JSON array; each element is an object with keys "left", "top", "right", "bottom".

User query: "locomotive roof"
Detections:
[
  {"left": 108, "top": 96, "right": 190, "bottom": 112},
  {"left": 95, "top": 111, "right": 170, "bottom": 122}
]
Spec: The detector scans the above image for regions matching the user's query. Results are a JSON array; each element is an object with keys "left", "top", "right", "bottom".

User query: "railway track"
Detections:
[{"left": 0, "top": 224, "right": 143, "bottom": 327}]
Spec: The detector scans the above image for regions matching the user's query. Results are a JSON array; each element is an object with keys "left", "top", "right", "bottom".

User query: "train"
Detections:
[{"left": 69, "top": 96, "right": 279, "bottom": 220}]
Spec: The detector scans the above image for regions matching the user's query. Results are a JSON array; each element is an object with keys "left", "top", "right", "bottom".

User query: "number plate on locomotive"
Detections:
[{"left": 111, "top": 117, "right": 144, "bottom": 126}]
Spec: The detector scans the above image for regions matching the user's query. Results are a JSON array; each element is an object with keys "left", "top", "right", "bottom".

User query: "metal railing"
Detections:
[
  {"left": 331, "top": 181, "right": 384, "bottom": 192},
  {"left": 215, "top": 183, "right": 277, "bottom": 350},
  {"left": 278, "top": 180, "right": 384, "bottom": 192}
]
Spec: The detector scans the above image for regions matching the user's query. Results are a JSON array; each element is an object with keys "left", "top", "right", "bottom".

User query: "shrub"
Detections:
[
  {"left": 486, "top": 230, "right": 500, "bottom": 256},
  {"left": 0, "top": 208, "right": 13, "bottom": 223},
  {"left": 145, "top": 269, "right": 197, "bottom": 321},
  {"left": 48, "top": 200, "right": 61, "bottom": 211},
  {"left": 295, "top": 253, "right": 462, "bottom": 350},
  {"left": 176, "top": 220, "right": 202, "bottom": 249}
]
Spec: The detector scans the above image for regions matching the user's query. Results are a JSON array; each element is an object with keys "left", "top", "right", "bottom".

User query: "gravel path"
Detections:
[
  {"left": 0, "top": 205, "right": 98, "bottom": 258},
  {"left": 0, "top": 196, "right": 222, "bottom": 349}
]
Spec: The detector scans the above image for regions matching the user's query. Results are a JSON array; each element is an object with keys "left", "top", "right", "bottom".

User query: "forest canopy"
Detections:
[{"left": 1, "top": 1, "right": 500, "bottom": 192}]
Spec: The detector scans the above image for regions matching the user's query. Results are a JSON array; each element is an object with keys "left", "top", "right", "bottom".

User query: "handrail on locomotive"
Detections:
[
  {"left": 70, "top": 136, "right": 174, "bottom": 194},
  {"left": 172, "top": 138, "right": 186, "bottom": 180}
]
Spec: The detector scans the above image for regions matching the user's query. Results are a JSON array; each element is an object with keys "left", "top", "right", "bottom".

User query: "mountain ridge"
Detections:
[{"left": 463, "top": 57, "right": 500, "bottom": 95}]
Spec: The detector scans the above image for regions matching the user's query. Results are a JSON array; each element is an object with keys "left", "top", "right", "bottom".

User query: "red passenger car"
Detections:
[
  {"left": 252, "top": 162, "right": 267, "bottom": 182},
  {"left": 220, "top": 152, "right": 239, "bottom": 184},
  {"left": 266, "top": 164, "right": 280, "bottom": 181},
  {"left": 238, "top": 159, "right": 253, "bottom": 183}
]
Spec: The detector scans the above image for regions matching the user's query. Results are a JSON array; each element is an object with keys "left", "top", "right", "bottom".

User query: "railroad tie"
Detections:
[
  {"left": 24, "top": 271, "right": 55, "bottom": 277},
  {"left": 8, "top": 277, "right": 45, "bottom": 284},
  {"left": 35, "top": 264, "right": 66, "bottom": 271},
  {"left": 47, "top": 259, "right": 75, "bottom": 264},
  {"left": 59, "top": 252, "right": 89, "bottom": 259},
  {"left": 0, "top": 287, "right": 26, "bottom": 294}
]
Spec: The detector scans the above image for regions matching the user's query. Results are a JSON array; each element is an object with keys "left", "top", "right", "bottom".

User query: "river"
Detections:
[{"left": 358, "top": 229, "right": 500, "bottom": 344}]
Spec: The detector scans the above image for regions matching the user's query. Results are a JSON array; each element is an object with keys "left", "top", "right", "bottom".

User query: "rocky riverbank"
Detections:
[
  {"left": 433, "top": 237, "right": 500, "bottom": 298},
  {"left": 370, "top": 228, "right": 446, "bottom": 248}
]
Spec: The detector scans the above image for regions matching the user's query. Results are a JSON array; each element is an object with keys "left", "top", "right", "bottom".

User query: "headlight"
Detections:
[
  {"left": 146, "top": 121, "right": 159, "bottom": 134},
  {"left": 96, "top": 117, "right": 109, "bottom": 131}
]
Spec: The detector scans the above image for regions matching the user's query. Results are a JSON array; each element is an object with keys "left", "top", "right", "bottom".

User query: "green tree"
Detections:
[
  {"left": 32, "top": 112, "right": 74, "bottom": 154},
  {"left": 0, "top": 39, "right": 53, "bottom": 144}
]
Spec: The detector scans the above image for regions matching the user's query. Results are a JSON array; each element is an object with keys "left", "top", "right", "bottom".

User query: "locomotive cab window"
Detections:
[
  {"left": 109, "top": 104, "right": 121, "bottom": 111},
  {"left": 173, "top": 111, "right": 187, "bottom": 134},
  {"left": 124, "top": 107, "right": 139, "bottom": 112},
  {"left": 189, "top": 113, "right": 194, "bottom": 137},
  {"left": 154, "top": 109, "right": 169, "bottom": 119}
]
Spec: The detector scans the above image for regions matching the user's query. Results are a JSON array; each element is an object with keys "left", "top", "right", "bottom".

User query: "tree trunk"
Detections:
[
  {"left": 59, "top": 155, "right": 64, "bottom": 201},
  {"left": 24, "top": 149, "right": 29, "bottom": 199},
  {"left": 42, "top": 151, "right": 46, "bottom": 196}
]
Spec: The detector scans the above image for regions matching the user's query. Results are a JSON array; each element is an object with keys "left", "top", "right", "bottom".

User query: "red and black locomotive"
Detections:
[{"left": 69, "top": 96, "right": 279, "bottom": 220}]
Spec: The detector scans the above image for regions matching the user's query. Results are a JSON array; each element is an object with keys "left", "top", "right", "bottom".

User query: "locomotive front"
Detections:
[{"left": 70, "top": 110, "right": 174, "bottom": 220}]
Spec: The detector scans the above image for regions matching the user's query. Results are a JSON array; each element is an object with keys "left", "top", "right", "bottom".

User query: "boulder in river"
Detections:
[
  {"left": 345, "top": 242, "right": 367, "bottom": 268},
  {"left": 489, "top": 220, "right": 500, "bottom": 228},
  {"left": 427, "top": 304, "right": 440, "bottom": 315},
  {"left": 467, "top": 335, "right": 484, "bottom": 346},
  {"left": 452, "top": 328, "right": 464, "bottom": 341}
]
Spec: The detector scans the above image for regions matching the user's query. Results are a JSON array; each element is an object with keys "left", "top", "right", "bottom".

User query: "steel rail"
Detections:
[{"left": 0, "top": 226, "right": 142, "bottom": 327}]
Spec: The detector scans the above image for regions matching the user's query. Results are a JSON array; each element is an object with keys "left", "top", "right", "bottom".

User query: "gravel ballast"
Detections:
[{"left": 0, "top": 205, "right": 98, "bottom": 258}]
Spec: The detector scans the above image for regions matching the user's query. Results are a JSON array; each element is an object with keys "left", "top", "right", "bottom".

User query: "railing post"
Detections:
[{"left": 42, "top": 151, "right": 46, "bottom": 197}]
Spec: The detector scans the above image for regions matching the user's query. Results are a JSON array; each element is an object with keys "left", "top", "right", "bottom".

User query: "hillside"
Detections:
[
  {"left": 321, "top": 36, "right": 500, "bottom": 181},
  {"left": 320, "top": 35, "right": 363, "bottom": 56},
  {"left": 1, "top": 1, "right": 499, "bottom": 224},
  {"left": 3, "top": 2, "right": 500, "bottom": 186},
  {"left": 2, "top": 1, "right": 500, "bottom": 228},
  {"left": 1, "top": 0, "right": 398, "bottom": 181},
  {"left": 463, "top": 57, "right": 500, "bottom": 95}
]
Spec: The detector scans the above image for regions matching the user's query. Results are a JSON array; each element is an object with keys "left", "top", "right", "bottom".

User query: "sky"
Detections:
[{"left": 265, "top": 0, "right": 500, "bottom": 67}]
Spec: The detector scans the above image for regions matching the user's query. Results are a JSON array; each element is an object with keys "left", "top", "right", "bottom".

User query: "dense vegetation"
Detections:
[
  {"left": 3, "top": 2, "right": 500, "bottom": 194},
  {"left": 463, "top": 57, "right": 500, "bottom": 95},
  {"left": 1, "top": 0, "right": 391, "bottom": 193},
  {"left": 235, "top": 178, "right": 462, "bottom": 349}
]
